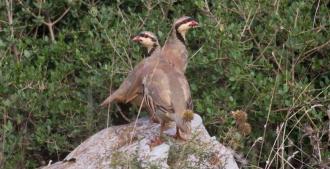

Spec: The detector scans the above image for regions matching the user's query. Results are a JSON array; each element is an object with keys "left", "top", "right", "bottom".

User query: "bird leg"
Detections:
[
  {"left": 160, "top": 120, "right": 166, "bottom": 136},
  {"left": 148, "top": 121, "right": 165, "bottom": 148},
  {"left": 173, "top": 127, "right": 187, "bottom": 141},
  {"left": 144, "top": 95, "right": 160, "bottom": 123},
  {"left": 148, "top": 111, "right": 160, "bottom": 123}
]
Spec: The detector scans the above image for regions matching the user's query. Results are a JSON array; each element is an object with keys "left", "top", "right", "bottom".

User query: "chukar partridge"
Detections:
[
  {"left": 100, "top": 31, "right": 161, "bottom": 122},
  {"left": 143, "top": 59, "right": 194, "bottom": 141},
  {"left": 161, "top": 16, "right": 198, "bottom": 73}
]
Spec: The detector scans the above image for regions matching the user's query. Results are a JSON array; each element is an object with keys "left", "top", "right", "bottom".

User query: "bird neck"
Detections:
[
  {"left": 147, "top": 43, "right": 160, "bottom": 57},
  {"left": 172, "top": 29, "right": 186, "bottom": 46}
]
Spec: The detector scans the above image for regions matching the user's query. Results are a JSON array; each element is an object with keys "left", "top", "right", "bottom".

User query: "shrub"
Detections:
[{"left": 0, "top": 0, "right": 329, "bottom": 168}]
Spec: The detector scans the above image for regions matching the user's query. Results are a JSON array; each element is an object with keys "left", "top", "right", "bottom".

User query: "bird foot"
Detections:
[
  {"left": 171, "top": 130, "right": 190, "bottom": 142},
  {"left": 171, "top": 132, "right": 187, "bottom": 141},
  {"left": 148, "top": 136, "right": 164, "bottom": 148},
  {"left": 149, "top": 116, "right": 160, "bottom": 123}
]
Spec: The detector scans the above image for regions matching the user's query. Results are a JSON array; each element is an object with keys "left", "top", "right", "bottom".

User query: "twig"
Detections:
[
  {"left": 46, "top": 17, "right": 56, "bottom": 42},
  {"left": 115, "top": 104, "right": 131, "bottom": 122},
  {"left": 189, "top": 45, "right": 203, "bottom": 60},
  {"left": 5, "top": 0, "right": 13, "bottom": 38},
  {"left": 271, "top": 51, "right": 283, "bottom": 73},
  {"left": 17, "top": 0, "right": 71, "bottom": 42},
  {"left": 106, "top": 97, "right": 111, "bottom": 128},
  {"left": 5, "top": 0, "right": 20, "bottom": 60},
  {"left": 53, "top": 7, "right": 71, "bottom": 25},
  {"left": 297, "top": 39, "right": 330, "bottom": 64},
  {"left": 129, "top": 95, "right": 145, "bottom": 144},
  {"left": 93, "top": 18, "right": 131, "bottom": 70},
  {"left": 258, "top": 73, "right": 278, "bottom": 166},
  {"left": 312, "top": 0, "right": 320, "bottom": 28},
  {"left": 246, "top": 137, "right": 263, "bottom": 158},
  {"left": 46, "top": 7, "right": 71, "bottom": 42},
  {"left": 106, "top": 52, "right": 117, "bottom": 128},
  {"left": 240, "top": 9, "right": 252, "bottom": 38},
  {"left": 294, "top": 7, "right": 299, "bottom": 28},
  {"left": 275, "top": 0, "right": 281, "bottom": 14},
  {"left": 138, "top": 0, "right": 160, "bottom": 29}
]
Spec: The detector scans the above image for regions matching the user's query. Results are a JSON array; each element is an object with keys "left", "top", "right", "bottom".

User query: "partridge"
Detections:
[
  {"left": 143, "top": 59, "right": 194, "bottom": 141},
  {"left": 161, "top": 16, "right": 198, "bottom": 73},
  {"left": 100, "top": 31, "right": 161, "bottom": 122}
]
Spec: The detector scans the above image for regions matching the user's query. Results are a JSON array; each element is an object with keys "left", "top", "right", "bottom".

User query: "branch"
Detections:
[
  {"left": 53, "top": 7, "right": 71, "bottom": 25},
  {"left": 5, "top": 0, "right": 20, "bottom": 60},
  {"left": 115, "top": 104, "right": 132, "bottom": 122},
  {"left": 312, "top": 0, "right": 320, "bottom": 28},
  {"left": 17, "top": 0, "right": 71, "bottom": 43},
  {"left": 5, "top": 0, "right": 13, "bottom": 37},
  {"left": 17, "top": 0, "right": 48, "bottom": 25},
  {"left": 297, "top": 39, "right": 330, "bottom": 64}
]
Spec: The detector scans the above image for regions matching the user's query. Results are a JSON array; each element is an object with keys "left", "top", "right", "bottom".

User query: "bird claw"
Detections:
[
  {"left": 171, "top": 129, "right": 190, "bottom": 141},
  {"left": 149, "top": 116, "right": 160, "bottom": 123},
  {"left": 148, "top": 136, "right": 163, "bottom": 148},
  {"left": 172, "top": 132, "right": 187, "bottom": 141}
]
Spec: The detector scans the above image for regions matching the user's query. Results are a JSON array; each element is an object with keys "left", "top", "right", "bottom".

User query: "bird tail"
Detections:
[
  {"left": 183, "top": 110, "right": 194, "bottom": 121},
  {"left": 100, "top": 95, "right": 114, "bottom": 107},
  {"left": 100, "top": 89, "right": 124, "bottom": 107},
  {"left": 175, "top": 110, "right": 194, "bottom": 134}
]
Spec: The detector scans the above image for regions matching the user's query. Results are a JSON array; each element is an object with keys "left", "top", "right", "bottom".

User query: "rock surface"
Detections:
[{"left": 42, "top": 114, "right": 239, "bottom": 169}]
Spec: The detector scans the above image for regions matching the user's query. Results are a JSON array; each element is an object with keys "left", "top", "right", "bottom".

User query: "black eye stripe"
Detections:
[
  {"left": 138, "top": 33, "right": 157, "bottom": 42},
  {"left": 139, "top": 33, "right": 148, "bottom": 38},
  {"left": 175, "top": 18, "right": 195, "bottom": 30}
]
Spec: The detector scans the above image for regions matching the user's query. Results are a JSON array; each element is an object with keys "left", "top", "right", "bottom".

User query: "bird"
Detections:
[
  {"left": 100, "top": 31, "right": 161, "bottom": 122},
  {"left": 101, "top": 16, "right": 198, "bottom": 108},
  {"left": 161, "top": 16, "right": 199, "bottom": 73},
  {"left": 142, "top": 56, "right": 194, "bottom": 142}
]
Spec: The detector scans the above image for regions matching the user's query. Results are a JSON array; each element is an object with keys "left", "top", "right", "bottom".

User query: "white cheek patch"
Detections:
[
  {"left": 178, "top": 23, "right": 191, "bottom": 32},
  {"left": 141, "top": 38, "right": 153, "bottom": 47}
]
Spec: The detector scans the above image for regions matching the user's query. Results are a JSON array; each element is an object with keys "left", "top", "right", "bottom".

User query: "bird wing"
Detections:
[
  {"left": 143, "top": 66, "right": 173, "bottom": 112},
  {"left": 161, "top": 38, "right": 188, "bottom": 72},
  {"left": 168, "top": 69, "right": 191, "bottom": 115},
  {"left": 123, "top": 61, "right": 146, "bottom": 102},
  {"left": 124, "top": 49, "right": 162, "bottom": 102}
]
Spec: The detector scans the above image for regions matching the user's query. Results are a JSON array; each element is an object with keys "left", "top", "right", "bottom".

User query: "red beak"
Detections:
[
  {"left": 132, "top": 36, "right": 141, "bottom": 42},
  {"left": 189, "top": 20, "right": 199, "bottom": 28}
]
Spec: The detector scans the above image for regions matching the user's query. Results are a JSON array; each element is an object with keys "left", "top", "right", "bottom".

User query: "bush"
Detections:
[{"left": 1, "top": 0, "right": 329, "bottom": 168}]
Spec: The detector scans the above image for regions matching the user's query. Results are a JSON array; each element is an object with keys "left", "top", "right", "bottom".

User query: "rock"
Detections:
[{"left": 42, "top": 114, "right": 239, "bottom": 169}]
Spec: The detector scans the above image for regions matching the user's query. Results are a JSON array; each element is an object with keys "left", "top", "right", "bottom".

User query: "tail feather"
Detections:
[
  {"left": 100, "top": 94, "right": 115, "bottom": 107},
  {"left": 100, "top": 80, "right": 133, "bottom": 107},
  {"left": 100, "top": 89, "right": 126, "bottom": 107},
  {"left": 183, "top": 110, "right": 194, "bottom": 122},
  {"left": 175, "top": 110, "right": 194, "bottom": 134}
]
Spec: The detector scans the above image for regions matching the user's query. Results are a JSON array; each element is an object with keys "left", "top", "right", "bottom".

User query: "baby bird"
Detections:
[{"left": 100, "top": 31, "right": 161, "bottom": 122}]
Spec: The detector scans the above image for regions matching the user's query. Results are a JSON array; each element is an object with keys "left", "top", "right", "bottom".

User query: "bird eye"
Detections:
[
  {"left": 175, "top": 18, "right": 196, "bottom": 30},
  {"left": 139, "top": 33, "right": 148, "bottom": 38}
]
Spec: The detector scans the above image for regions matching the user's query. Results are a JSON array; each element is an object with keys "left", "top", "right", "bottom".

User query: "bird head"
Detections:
[
  {"left": 174, "top": 16, "right": 199, "bottom": 36},
  {"left": 132, "top": 31, "right": 159, "bottom": 50}
]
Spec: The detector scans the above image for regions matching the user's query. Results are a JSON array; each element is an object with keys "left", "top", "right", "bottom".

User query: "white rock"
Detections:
[{"left": 42, "top": 114, "right": 239, "bottom": 169}]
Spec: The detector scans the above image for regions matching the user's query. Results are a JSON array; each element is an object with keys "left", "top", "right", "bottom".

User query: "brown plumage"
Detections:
[
  {"left": 101, "top": 17, "right": 198, "bottom": 138},
  {"left": 143, "top": 60, "right": 194, "bottom": 140},
  {"left": 101, "top": 16, "right": 198, "bottom": 107},
  {"left": 100, "top": 31, "right": 161, "bottom": 122},
  {"left": 161, "top": 16, "right": 198, "bottom": 73}
]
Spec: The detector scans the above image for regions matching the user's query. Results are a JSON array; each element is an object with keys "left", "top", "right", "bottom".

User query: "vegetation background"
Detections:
[{"left": 1, "top": 0, "right": 329, "bottom": 168}]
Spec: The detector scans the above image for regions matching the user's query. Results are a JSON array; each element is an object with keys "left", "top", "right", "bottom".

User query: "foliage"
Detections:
[{"left": 1, "top": 0, "right": 330, "bottom": 168}]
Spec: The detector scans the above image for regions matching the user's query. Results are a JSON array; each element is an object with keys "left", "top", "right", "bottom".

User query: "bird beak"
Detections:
[
  {"left": 132, "top": 36, "right": 141, "bottom": 42},
  {"left": 189, "top": 20, "right": 199, "bottom": 28}
]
